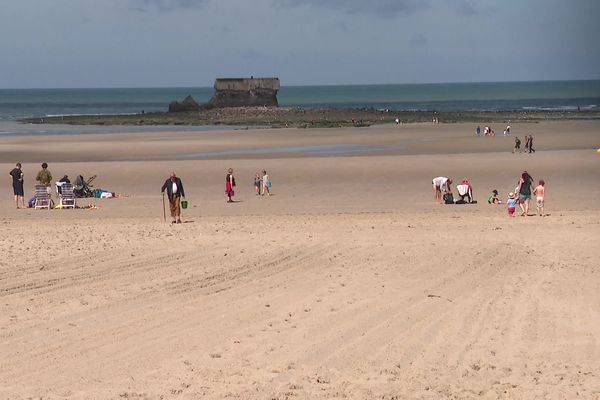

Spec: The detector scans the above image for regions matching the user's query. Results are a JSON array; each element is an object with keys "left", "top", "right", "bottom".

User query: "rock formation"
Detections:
[
  {"left": 168, "top": 95, "right": 201, "bottom": 112},
  {"left": 206, "top": 78, "right": 280, "bottom": 108}
]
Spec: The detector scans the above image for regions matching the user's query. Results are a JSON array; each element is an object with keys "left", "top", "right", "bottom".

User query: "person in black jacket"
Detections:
[
  {"left": 161, "top": 172, "right": 185, "bottom": 224},
  {"left": 9, "top": 162, "right": 25, "bottom": 209}
]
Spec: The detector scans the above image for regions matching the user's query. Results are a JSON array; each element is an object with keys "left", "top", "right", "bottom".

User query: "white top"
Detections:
[
  {"left": 432, "top": 176, "right": 449, "bottom": 189},
  {"left": 172, "top": 182, "right": 178, "bottom": 194},
  {"left": 263, "top": 174, "right": 269, "bottom": 183}
]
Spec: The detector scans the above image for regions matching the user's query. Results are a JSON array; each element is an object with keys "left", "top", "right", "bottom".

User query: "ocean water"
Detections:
[{"left": 0, "top": 80, "right": 599, "bottom": 125}]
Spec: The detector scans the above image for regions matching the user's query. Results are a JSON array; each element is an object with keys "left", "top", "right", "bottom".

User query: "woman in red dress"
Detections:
[{"left": 225, "top": 168, "right": 236, "bottom": 203}]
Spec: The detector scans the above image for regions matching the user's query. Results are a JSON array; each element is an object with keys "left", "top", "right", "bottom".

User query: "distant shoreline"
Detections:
[{"left": 19, "top": 107, "right": 600, "bottom": 128}]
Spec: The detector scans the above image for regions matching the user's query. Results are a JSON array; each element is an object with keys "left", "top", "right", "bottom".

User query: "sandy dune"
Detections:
[{"left": 1, "top": 121, "right": 599, "bottom": 399}]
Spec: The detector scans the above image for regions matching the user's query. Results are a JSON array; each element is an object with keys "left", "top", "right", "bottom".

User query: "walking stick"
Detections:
[{"left": 162, "top": 192, "right": 166, "bottom": 222}]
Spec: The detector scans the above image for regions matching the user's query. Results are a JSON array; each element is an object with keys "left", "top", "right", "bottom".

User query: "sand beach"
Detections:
[{"left": 1, "top": 120, "right": 600, "bottom": 399}]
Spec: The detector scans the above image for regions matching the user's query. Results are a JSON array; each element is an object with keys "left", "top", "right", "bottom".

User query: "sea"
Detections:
[{"left": 1, "top": 80, "right": 599, "bottom": 135}]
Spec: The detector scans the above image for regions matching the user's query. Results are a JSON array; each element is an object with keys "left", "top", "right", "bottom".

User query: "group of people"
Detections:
[
  {"left": 253, "top": 170, "right": 271, "bottom": 197},
  {"left": 433, "top": 171, "right": 546, "bottom": 217},
  {"left": 492, "top": 172, "right": 546, "bottom": 217},
  {"left": 160, "top": 168, "right": 273, "bottom": 224},
  {"left": 505, "top": 171, "right": 545, "bottom": 216},
  {"left": 9, "top": 162, "right": 71, "bottom": 209},
  {"left": 476, "top": 126, "right": 498, "bottom": 136},
  {"left": 513, "top": 135, "right": 535, "bottom": 153},
  {"left": 477, "top": 125, "right": 514, "bottom": 136},
  {"left": 475, "top": 125, "right": 537, "bottom": 153}
]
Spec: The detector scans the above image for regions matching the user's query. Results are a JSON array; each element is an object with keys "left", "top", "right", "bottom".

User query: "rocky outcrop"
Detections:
[
  {"left": 206, "top": 78, "right": 280, "bottom": 108},
  {"left": 168, "top": 95, "right": 201, "bottom": 112}
]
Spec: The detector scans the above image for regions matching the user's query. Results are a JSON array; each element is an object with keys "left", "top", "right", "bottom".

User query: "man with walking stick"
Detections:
[{"left": 161, "top": 172, "right": 185, "bottom": 224}]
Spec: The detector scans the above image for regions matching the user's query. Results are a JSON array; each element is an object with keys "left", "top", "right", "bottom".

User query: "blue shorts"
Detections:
[{"left": 519, "top": 193, "right": 531, "bottom": 201}]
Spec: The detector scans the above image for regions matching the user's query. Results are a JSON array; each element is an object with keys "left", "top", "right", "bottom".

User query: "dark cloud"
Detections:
[
  {"left": 275, "top": 0, "right": 428, "bottom": 18},
  {"left": 129, "top": 0, "right": 210, "bottom": 12}
]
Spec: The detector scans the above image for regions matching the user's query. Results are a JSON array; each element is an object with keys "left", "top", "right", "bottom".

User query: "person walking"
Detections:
[
  {"left": 9, "top": 163, "right": 25, "bottom": 209},
  {"left": 516, "top": 171, "right": 534, "bottom": 216},
  {"left": 161, "top": 172, "right": 185, "bottom": 224},
  {"left": 527, "top": 134, "right": 535, "bottom": 153},
  {"left": 225, "top": 168, "right": 236, "bottom": 203},
  {"left": 513, "top": 136, "right": 521, "bottom": 153}
]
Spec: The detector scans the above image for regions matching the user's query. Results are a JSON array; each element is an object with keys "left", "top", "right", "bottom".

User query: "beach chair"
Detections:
[
  {"left": 59, "top": 183, "right": 76, "bottom": 209},
  {"left": 34, "top": 185, "right": 51, "bottom": 210},
  {"left": 456, "top": 184, "right": 473, "bottom": 203}
]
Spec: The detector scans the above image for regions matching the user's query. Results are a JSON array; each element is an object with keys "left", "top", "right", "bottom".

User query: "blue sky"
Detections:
[{"left": 1, "top": 0, "right": 598, "bottom": 88}]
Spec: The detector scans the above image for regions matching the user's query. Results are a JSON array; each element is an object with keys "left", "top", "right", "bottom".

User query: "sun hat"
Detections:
[{"left": 508, "top": 192, "right": 515, "bottom": 199}]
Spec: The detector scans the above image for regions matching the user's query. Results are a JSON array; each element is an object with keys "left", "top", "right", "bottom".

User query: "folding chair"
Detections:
[
  {"left": 59, "top": 183, "right": 76, "bottom": 209},
  {"left": 34, "top": 185, "right": 51, "bottom": 209}
]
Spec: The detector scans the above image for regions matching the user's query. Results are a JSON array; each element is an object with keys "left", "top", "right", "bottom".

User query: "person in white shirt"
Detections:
[
  {"left": 432, "top": 176, "right": 452, "bottom": 204},
  {"left": 262, "top": 170, "right": 271, "bottom": 196}
]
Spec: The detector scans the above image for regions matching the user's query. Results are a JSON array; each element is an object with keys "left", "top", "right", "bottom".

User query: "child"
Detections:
[
  {"left": 254, "top": 173, "right": 261, "bottom": 195},
  {"left": 487, "top": 189, "right": 502, "bottom": 204},
  {"left": 506, "top": 192, "right": 518, "bottom": 216},
  {"left": 513, "top": 136, "right": 521, "bottom": 153},
  {"left": 533, "top": 179, "right": 545, "bottom": 216},
  {"left": 262, "top": 170, "right": 271, "bottom": 196}
]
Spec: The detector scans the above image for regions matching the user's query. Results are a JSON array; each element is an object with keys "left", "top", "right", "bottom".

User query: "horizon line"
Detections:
[{"left": 1, "top": 78, "right": 600, "bottom": 91}]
